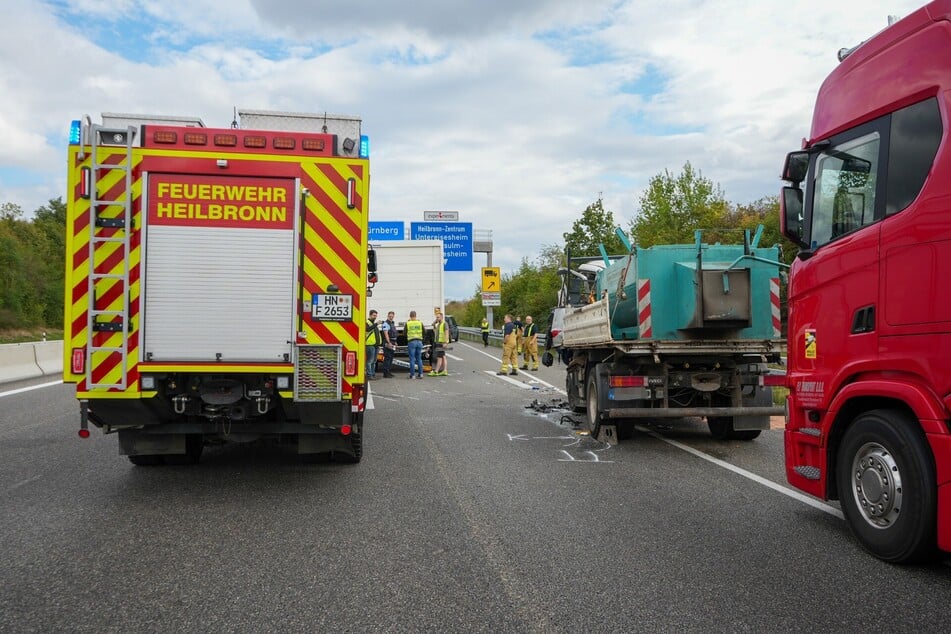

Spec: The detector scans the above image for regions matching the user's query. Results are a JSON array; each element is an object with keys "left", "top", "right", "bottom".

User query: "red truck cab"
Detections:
[{"left": 780, "top": 0, "right": 951, "bottom": 562}]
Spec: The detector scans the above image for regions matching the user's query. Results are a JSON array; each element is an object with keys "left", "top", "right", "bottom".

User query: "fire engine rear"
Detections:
[{"left": 64, "top": 110, "right": 374, "bottom": 465}]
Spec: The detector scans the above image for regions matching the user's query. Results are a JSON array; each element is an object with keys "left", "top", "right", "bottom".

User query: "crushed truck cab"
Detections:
[{"left": 64, "top": 110, "right": 373, "bottom": 465}]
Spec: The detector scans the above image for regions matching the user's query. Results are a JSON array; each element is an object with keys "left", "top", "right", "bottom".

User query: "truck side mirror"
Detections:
[
  {"left": 780, "top": 186, "right": 808, "bottom": 248},
  {"left": 782, "top": 151, "right": 809, "bottom": 184}
]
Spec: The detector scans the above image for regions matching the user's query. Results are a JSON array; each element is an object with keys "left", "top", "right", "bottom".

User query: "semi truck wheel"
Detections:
[
  {"left": 585, "top": 374, "right": 602, "bottom": 438},
  {"left": 836, "top": 409, "right": 936, "bottom": 563}
]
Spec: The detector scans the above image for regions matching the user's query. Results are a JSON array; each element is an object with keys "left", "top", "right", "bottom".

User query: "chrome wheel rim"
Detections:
[{"left": 851, "top": 441, "right": 902, "bottom": 529}]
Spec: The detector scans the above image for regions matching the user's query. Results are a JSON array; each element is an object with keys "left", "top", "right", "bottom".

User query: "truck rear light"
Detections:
[
  {"left": 78, "top": 429, "right": 90, "bottom": 439},
  {"left": 152, "top": 130, "right": 177, "bottom": 144},
  {"left": 71, "top": 348, "right": 85, "bottom": 374},
  {"left": 550, "top": 328, "right": 561, "bottom": 339},
  {"left": 214, "top": 134, "right": 237, "bottom": 147},
  {"left": 302, "top": 138, "right": 325, "bottom": 151},
  {"left": 276, "top": 376, "right": 290, "bottom": 390},
  {"left": 610, "top": 375, "right": 647, "bottom": 388},
  {"left": 345, "top": 350, "right": 357, "bottom": 376},
  {"left": 79, "top": 167, "right": 91, "bottom": 199},
  {"left": 341, "top": 424, "right": 352, "bottom": 436},
  {"left": 183, "top": 132, "right": 208, "bottom": 145},
  {"left": 761, "top": 373, "right": 786, "bottom": 387},
  {"left": 347, "top": 178, "right": 356, "bottom": 209},
  {"left": 244, "top": 135, "right": 267, "bottom": 148},
  {"left": 273, "top": 137, "right": 296, "bottom": 150}
]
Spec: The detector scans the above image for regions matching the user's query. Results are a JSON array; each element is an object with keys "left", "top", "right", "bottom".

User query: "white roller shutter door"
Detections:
[{"left": 143, "top": 225, "right": 295, "bottom": 362}]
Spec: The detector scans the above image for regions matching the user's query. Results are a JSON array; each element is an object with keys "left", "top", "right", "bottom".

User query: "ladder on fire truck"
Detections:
[{"left": 82, "top": 120, "right": 135, "bottom": 390}]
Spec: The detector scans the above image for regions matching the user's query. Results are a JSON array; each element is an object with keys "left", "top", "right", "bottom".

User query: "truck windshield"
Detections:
[{"left": 810, "top": 132, "right": 880, "bottom": 247}]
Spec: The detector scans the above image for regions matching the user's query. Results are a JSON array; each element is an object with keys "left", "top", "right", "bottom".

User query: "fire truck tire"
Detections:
[
  {"left": 585, "top": 374, "right": 602, "bottom": 438},
  {"left": 127, "top": 454, "right": 164, "bottom": 466},
  {"left": 836, "top": 409, "right": 937, "bottom": 563},
  {"left": 335, "top": 431, "right": 363, "bottom": 464}
]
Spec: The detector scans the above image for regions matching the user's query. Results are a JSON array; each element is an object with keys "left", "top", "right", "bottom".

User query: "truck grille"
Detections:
[{"left": 295, "top": 345, "right": 342, "bottom": 402}]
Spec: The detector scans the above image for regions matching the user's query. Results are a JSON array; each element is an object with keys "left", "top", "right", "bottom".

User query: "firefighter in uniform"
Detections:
[
  {"left": 365, "top": 310, "right": 381, "bottom": 380},
  {"left": 496, "top": 314, "right": 519, "bottom": 376},
  {"left": 514, "top": 315, "right": 524, "bottom": 355},
  {"left": 480, "top": 318, "right": 490, "bottom": 347},
  {"left": 520, "top": 315, "right": 539, "bottom": 371}
]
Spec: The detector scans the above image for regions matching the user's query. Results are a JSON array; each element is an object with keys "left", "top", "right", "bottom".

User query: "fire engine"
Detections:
[
  {"left": 780, "top": 1, "right": 951, "bottom": 562},
  {"left": 64, "top": 109, "right": 374, "bottom": 465}
]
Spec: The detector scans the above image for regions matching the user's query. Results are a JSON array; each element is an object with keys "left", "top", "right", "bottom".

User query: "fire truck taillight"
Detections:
[
  {"left": 347, "top": 178, "right": 356, "bottom": 209},
  {"left": 71, "top": 348, "right": 85, "bottom": 374},
  {"left": 79, "top": 167, "right": 91, "bottom": 200},
  {"left": 273, "top": 137, "right": 296, "bottom": 150},
  {"left": 183, "top": 132, "right": 207, "bottom": 145},
  {"left": 345, "top": 351, "right": 357, "bottom": 376},
  {"left": 244, "top": 135, "right": 267, "bottom": 149},
  {"left": 153, "top": 130, "right": 178, "bottom": 144},
  {"left": 301, "top": 138, "right": 325, "bottom": 152},
  {"left": 214, "top": 134, "right": 237, "bottom": 147}
]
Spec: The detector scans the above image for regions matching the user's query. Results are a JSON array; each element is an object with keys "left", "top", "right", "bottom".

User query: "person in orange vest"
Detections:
[
  {"left": 520, "top": 315, "right": 539, "bottom": 371},
  {"left": 496, "top": 314, "right": 519, "bottom": 376}
]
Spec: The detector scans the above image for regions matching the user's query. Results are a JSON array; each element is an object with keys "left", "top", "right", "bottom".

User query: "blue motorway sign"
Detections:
[
  {"left": 368, "top": 221, "right": 405, "bottom": 240},
  {"left": 411, "top": 222, "right": 472, "bottom": 271}
]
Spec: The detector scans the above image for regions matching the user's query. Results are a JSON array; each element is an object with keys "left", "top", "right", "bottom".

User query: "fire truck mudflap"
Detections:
[{"left": 65, "top": 110, "right": 372, "bottom": 465}]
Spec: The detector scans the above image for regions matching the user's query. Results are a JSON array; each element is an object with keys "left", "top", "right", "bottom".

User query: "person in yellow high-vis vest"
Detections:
[
  {"left": 496, "top": 314, "right": 519, "bottom": 375},
  {"left": 480, "top": 318, "right": 490, "bottom": 347},
  {"left": 520, "top": 315, "right": 539, "bottom": 371},
  {"left": 365, "top": 310, "right": 382, "bottom": 379},
  {"left": 405, "top": 311, "right": 425, "bottom": 379}
]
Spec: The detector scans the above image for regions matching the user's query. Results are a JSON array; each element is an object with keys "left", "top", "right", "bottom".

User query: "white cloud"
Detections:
[{"left": 2, "top": 0, "right": 927, "bottom": 298}]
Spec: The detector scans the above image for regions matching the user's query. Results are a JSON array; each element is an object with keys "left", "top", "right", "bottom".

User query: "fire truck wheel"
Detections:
[
  {"left": 335, "top": 432, "right": 363, "bottom": 464},
  {"left": 127, "top": 454, "right": 164, "bottom": 466},
  {"left": 585, "top": 374, "right": 602, "bottom": 438},
  {"left": 836, "top": 409, "right": 937, "bottom": 563}
]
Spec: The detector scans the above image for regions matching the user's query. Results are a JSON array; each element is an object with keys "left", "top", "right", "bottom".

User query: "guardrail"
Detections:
[{"left": 0, "top": 341, "right": 63, "bottom": 384}]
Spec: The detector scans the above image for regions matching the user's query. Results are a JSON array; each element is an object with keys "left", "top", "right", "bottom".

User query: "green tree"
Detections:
[
  {"left": 630, "top": 162, "right": 729, "bottom": 247},
  {"left": 563, "top": 198, "right": 626, "bottom": 257}
]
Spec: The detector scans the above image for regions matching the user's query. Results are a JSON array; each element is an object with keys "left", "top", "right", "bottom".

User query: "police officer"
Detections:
[{"left": 380, "top": 310, "right": 396, "bottom": 378}]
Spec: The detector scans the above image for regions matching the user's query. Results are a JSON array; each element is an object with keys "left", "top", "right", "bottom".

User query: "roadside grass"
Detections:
[{"left": 0, "top": 328, "right": 64, "bottom": 345}]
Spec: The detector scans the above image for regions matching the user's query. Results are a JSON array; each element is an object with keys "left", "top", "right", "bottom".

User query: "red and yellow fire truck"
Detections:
[
  {"left": 780, "top": 1, "right": 951, "bottom": 562},
  {"left": 64, "top": 110, "right": 374, "bottom": 465}
]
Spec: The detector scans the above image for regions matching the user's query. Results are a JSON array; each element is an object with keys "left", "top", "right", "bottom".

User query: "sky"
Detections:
[{"left": 0, "top": 0, "right": 926, "bottom": 299}]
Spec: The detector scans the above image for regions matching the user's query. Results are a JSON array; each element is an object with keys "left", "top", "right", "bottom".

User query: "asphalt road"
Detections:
[{"left": 2, "top": 342, "right": 950, "bottom": 632}]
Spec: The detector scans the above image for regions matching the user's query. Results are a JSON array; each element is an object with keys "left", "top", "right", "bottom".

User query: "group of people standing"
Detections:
[
  {"left": 365, "top": 309, "right": 451, "bottom": 380},
  {"left": 497, "top": 314, "right": 539, "bottom": 375}
]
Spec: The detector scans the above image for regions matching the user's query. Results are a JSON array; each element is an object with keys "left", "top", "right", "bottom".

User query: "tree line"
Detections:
[
  {"left": 457, "top": 162, "right": 798, "bottom": 328},
  {"left": 0, "top": 199, "right": 66, "bottom": 331}
]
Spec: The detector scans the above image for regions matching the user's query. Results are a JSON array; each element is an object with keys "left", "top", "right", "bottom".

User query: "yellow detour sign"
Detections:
[{"left": 481, "top": 267, "right": 501, "bottom": 292}]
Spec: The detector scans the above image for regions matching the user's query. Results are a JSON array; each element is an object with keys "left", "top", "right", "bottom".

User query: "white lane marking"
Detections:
[
  {"left": 447, "top": 353, "right": 464, "bottom": 361},
  {"left": 6, "top": 475, "right": 41, "bottom": 492},
  {"left": 638, "top": 426, "right": 844, "bottom": 519},
  {"left": 459, "top": 341, "right": 567, "bottom": 394},
  {"left": 482, "top": 370, "right": 532, "bottom": 388},
  {"left": 0, "top": 380, "right": 63, "bottom": 399}
]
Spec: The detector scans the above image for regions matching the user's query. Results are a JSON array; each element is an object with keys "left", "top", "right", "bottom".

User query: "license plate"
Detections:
[{"left": 312, "top": 294, "right": 353, "bottom": 321}]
